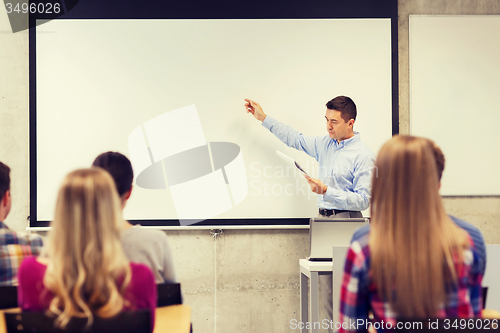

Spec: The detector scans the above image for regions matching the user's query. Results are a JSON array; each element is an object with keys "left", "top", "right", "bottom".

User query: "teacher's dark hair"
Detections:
[
  {"left": 92, "top": 152, "right": 133, "bottom": 197},
  {"left": 0, "top": 161, "right": 11, "bottom": 201},
  {"left": 326, "top": 96, "right": 357, "bottom": 122}
]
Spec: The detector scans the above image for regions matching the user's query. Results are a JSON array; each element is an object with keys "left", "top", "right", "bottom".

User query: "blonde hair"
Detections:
[
  {"left": 43, "top": 168, "right": 131, "bottom": 328},
  {"left": 369, "top": 135, "right": 469, "bottom": 318}
]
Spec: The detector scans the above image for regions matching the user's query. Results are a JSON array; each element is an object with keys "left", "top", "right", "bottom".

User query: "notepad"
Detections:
[{"left": 276, "top": 150, "right": 309, "bottom": 176}]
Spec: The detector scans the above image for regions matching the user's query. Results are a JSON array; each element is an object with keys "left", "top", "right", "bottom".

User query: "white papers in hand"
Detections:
[{"left": 276, "top": 150, "right": 309, "bottom": 176}]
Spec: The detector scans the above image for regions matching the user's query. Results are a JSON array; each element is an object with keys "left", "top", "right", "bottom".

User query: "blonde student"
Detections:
[
  {"left": 339, "top": 136, "right": 483, "bottom": 333},
  {"left": 17, "top": 168, "right": 156, "bottom": 330}
]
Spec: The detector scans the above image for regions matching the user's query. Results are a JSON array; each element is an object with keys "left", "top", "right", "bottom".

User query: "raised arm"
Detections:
[
  {"left": 244, "top": 99, "right": 321, "bottom": 159},
  {"left": 245, "top": 99, "right": 267, "bottom": 122}
]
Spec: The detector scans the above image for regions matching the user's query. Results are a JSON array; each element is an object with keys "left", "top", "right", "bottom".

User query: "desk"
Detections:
[
  {"left": 154, "top": 305, "right": 191, "bottom": 333},
  {"left": 0, "top": 308, "right": 19, "bottom": 333},
  {"left": 0, "top": 305, "right": 191, "bottom": 333},
  {"left": 299, "top": 259, "right": 333, "bottom": 333}
]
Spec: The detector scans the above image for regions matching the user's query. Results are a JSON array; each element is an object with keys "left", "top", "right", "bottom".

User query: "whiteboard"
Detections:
[
  {"left": 410, "top": 15, "right": 500, "bottom": 196},
  {"left": 484, "top": 245, "right": 500, "bottom": 311},
  {"left": 35, "top": 19, "right": 393, "bottom": 224}
]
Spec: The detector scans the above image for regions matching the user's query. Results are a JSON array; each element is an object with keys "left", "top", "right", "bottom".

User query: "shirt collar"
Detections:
[
  {"left": 0, "top": 221, "right": 9, "bottom": 229},
  {"left": 334, "top": 131, "right": 360, "bottom": 148}
]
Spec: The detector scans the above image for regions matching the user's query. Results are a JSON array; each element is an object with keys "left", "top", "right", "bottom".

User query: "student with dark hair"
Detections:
[
  {"left": 245, "top": 96, "right": 375, "bottom": 330},
  {"left": 93, "top": 152, "right": 134, "bottom": 199},
  {"left": 93, "top": 152, "right": 176, "bottom": 284},
  {"left": 0, "top": 161, "right": 43, "bottom": 286},
  {"left": 427, "top": 139, "right": 486, "bottom": 274}
]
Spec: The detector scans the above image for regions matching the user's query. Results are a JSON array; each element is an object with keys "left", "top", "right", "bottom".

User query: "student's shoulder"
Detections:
[
  {"left": 18, "top": 256, "right": 46, "bottom": 280},
  {"left": 0, "top": 227, "right": 43, "bottom": 247},
  {"left": 19, "top": 255, "right": 40, "bottom": 267},
  {"left": 351, "top": 224, "right": 371, "bottom": 244},
  {"left": 450, "top": 215, "right": 480, "bottom": 232},
  {"left": 123, "top": 225, "right": 169, "bottom": 241},
  {"left": 449, "top": 215, "right": 484, "bottom": 244},
  {"left": 129, "top": 262, "right": 156, "bottom": 285},
  {"left": 22, "top": 232, "right": 44, "bottom": 246}
]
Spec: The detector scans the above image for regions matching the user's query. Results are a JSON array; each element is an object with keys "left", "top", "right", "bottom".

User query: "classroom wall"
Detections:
[
  {"left": 1, "top": 1, "right": 499, "bottom": 332},
  {"left": 398, "top": 0, "right": 500, "bottom": 246}
]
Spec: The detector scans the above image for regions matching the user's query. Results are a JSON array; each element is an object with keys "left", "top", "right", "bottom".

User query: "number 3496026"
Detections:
[{"left": 5, "top": 2, "right": 61, "bottom": 14}]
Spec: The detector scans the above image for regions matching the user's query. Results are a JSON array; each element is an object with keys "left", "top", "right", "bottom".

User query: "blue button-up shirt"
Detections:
[{"left": 262, "top": 116, "right": 375, "bottom": 211}]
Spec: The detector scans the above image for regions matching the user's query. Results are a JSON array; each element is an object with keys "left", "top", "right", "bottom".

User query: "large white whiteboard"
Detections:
[
  {"left": 36, "top": 19, "right": 393, "bottom": 223},
  {"left": 484, "top": 245, "right": 500, "bottom": 311},
  {"left": 410, "top": 15, "right": 500, "bottom": 196}
]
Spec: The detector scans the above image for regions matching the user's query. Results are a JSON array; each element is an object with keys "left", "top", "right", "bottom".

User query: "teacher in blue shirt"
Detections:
[
  {"left": 245, "top": 96, "right": 375, "bottom": 217},
  {"left": 245, "top": 96, "right": 375, "bottom": 329}
]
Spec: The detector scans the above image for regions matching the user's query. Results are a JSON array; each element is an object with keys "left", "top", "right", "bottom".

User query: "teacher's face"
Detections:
[{"left": 325, "top": 109, "right": 350, "bottom": 141}]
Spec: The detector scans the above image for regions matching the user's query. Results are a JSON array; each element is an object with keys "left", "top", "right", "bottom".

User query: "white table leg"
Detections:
[
  {"left": 310, "top": 271, "right": 320, "bottom": 333},
  {"left": 332, "top": 269, "right": 340, "bottom": 327},
  {"left": 300, "top": 272, "right": 309, "bottom": 333}
]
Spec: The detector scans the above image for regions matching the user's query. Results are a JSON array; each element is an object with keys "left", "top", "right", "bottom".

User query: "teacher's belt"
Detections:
[{"left": 319, "top": 208, "right": 358, "bottom": 217}]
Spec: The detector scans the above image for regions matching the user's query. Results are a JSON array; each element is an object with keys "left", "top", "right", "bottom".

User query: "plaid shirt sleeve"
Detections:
[
  {"left": 338, "top": 233, "right": 483, "bottom": 328},
  {"left": 467, "top": 238, "right": 484, "bottom": 317},
  {"left": 0, "top": 228, "right": 44, "bottom": 286},
  {"left": 339, "top": 240, "right": 371, "bottom": 333}
]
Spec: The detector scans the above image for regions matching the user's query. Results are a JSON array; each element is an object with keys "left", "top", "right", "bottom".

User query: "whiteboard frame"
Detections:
[{"left": 28, "top": 0, "right": 399, "bottom": 228}]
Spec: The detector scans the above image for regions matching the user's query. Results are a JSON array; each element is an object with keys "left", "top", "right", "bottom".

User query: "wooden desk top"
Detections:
[
  {"left": 154, "top": 305, "right": 191, "bottom": 333},
  {"left": 0, "top": 305, "right": 191, "bottom": 333},
  {"left": 0, "top": 308, "right": 19, "bottom": 333}
]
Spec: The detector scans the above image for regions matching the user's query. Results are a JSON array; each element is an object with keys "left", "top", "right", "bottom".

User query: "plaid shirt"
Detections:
[
  {"left": 0, "top": 221, "right": 44, "bottom": 286},
  {"left": 339, "top": 229, "right": 483, "bottom": 333}
]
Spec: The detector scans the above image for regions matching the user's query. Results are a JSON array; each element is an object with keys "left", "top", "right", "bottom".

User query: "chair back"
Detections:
[
  {"left": 0, "top": 286, "right": 18, "bottom": 309},
  {"left": 483, "top": 286, "right": 488, "bottom": 309},
  {"left": 4, "top": 310, "right": 151, "bottom": 333},
  {"left": 332, "top": 245, "right": 349, "bottom": 326},
  {"left": 157, "top": 282, "right": 182, "bottom": 307}
]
